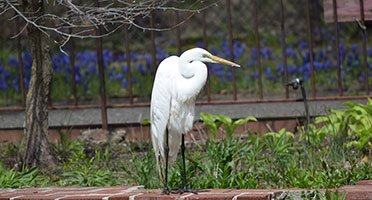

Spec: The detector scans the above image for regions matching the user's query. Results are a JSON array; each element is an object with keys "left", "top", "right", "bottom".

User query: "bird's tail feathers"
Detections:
[
  {"left": 155, "top": 152, "right": 164, "bottom": 182},
  {"left": 151, "top": 130, "right": 165, "bottom": 182}
]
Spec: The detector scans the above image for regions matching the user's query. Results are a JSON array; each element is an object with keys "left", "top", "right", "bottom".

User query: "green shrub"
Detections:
[
  {"left": 2, "top": 103, "right": 372, "bottom": 190},
  {"left": 315, "top": 98, "right": 372, "bottom": 153},
  {"left": 52, "top": 129, "right": 85, "bottom": 162},
  {"left": 58, "top": 146, "right": 119, "bottom": 186},
  {"left": 0, "top": 163, "right": 42, "bottom": 188},
  {"left": 121, "top": 148, "right": 161, "bottom": 188}
]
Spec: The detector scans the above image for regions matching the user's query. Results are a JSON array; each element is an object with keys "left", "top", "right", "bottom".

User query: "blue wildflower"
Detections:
[
  {"left": 327, "top": 45, "right": 332, "bottom": 52},
  {"left": 355, "top": 60, "right": 360, "bottom": 67},
  {"left": 145, "top": 53, "right": 152, "bottom": 69},
  {"left": 350, "top": 44, "right": 358, "bottom": 53},
  {"left": 210, "top": 64, "right": 223, "bottom": 74},
  {"left": 247, "top": 61, "right": 254, "bottom": 68},
  {"left": 251, "top": 47, "right": 257, "bottom": 60},
  {"left": 277, "top": 62, "right": 283, "bottom": 73},
  {"left": 122, "top": 65, "right": 128, "bottom": 73},
  {"left": 321, "top": 28, "right": 326, "bottom": 36},
  {"left": 24, "top": 77, "right": 30, "bottom": 89},
  {"left": 342, "top": 71, "right": 346, "bottom": 82},
  {"left": 132, "top": 77, "right": 138, "bottom": 84},
  {"left": 227, "top": 72, "right": 232, "bottom": 81},
  {"left": 313, "top": 27, "right": 319, "bottom": 36},
  {"left": 196, "top": 41, "right": 204, "bottom": 48},
  {"left": 7, "top": 56, "right": 18, "bottom": 66},
  {"left": 75, "top": 73, "right": 83, "bottom": 84},
  {"left": 0, "top": 77, "right": 6, "bottom": 90},
  {"left": 215, "top": 71, "right": 225, "bottom": 78},
  {"left": 115, "top": 73, "right": 123, "bottom": 80},
  {"left": 122, "top": 78, "right": 128, "bottom": 88},
  {"left": 368, "top": 47, "right": 372, "bottom": 57},
  {"left": 130, "top": 52, "right": 138, "bottom": 63},
  {"left": 138, "top": 63, "right": 145, "bottom": 75},
  {"left": 251, "top": 72, "right": 258, "bottom": 78},
  {"left": 359, "top": 72, "right": 364, "bottom": 83}
]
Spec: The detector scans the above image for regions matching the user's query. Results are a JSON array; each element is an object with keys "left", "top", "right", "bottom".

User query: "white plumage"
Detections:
[{"left": 150, "top": 48, "right": 240, "bottom": 186}]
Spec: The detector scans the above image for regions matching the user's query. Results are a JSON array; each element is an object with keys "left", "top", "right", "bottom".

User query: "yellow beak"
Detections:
[{"left": 210, "top": 55, "right": 240, "bottom": 67}]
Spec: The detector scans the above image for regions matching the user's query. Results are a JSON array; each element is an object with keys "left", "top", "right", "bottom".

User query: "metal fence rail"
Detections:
[{"left": 0, "top": 0, "right": 371, "bottom": 129}]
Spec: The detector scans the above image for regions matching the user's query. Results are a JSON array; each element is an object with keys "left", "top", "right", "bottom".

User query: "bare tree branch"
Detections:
[{"left": 0, "top": 0, "right": 221, "bottom": 49}]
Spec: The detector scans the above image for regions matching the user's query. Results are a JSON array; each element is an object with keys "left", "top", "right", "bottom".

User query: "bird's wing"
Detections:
[{"left": 150, "top": 56, "right": 178, "bottom": 178}]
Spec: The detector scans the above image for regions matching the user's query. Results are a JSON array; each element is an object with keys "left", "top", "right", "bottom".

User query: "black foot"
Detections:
[
  {"left": 162, "top": 188, "right": 209, "bottom": 195},
  {"left": 162, "top": 188, "right": 170, "bottom": 195}
]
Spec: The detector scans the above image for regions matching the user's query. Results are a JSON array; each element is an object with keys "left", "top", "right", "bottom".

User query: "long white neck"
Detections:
[
  {"left": 177, "top": 59, "right": 208, "bottom": 102},
  {"left": 179, "top": 54, "right": 196, "bottom": 78}
]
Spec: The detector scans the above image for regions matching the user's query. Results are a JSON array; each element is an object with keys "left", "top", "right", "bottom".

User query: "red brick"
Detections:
[
  {"left": 236, "top": 194, "right": 272, "bottom": 200},
  {"left": 0, "top": 186, "right": 142, "bottom": 200},
  {"left": 339, "top": 185, "right": 372, "bottom": 200},
  {"left": 356, "top": 180, "right": 372, "bottom": 185},
  {"left": 1, "top": 183, "right": 372, "bottom": 200},
  {"left": 340, "top": 184, "right": 372, "bottom": 192},
  {"left": 107, "top": 193, "right": 135, "bottom": 200}
]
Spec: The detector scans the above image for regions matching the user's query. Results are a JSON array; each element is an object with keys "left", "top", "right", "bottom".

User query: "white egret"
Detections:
[{"left": 150, "top": 48, "right": 240, "bottom": 194}]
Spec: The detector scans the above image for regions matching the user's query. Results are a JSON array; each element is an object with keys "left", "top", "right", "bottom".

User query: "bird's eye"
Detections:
[{"left": 202, "top": 54, "right": 209, "bottom": 58}]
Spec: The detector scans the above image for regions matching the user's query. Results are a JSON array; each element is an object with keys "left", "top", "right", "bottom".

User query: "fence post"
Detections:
[
  {"left": 150, "top": 12, "right": 157, "bottom": 76},
  {"left": 16, "top": 17, "right": 26, "bottom": 107},
  {"left": 225, "top": 0, "right": 237, "bottom": 101},
  {"left": 332, "top": 0, "right": 342, "bottom": 96},
  {"left": 359, "top": 0, "right": 369, "bottom": 96},
  {"left": 124, "top": 26, "right": 133, "bottom": 104},
  {"left": 280, "top": 0, "right": 289, "bottom": 99},
  {"left": 175, "top": 9, "right": 182, "bottom": 56},
  {"left": 95, "top": 0, "right": 108, "bottom": 130},
  {"left": 202, "top": 2, "right": 211, "bottom": 102},
  {"left": 306, "top": 0, "right": 316, "bottom": 97},
  {"left": 69, "top": 28, "right": 78, "bottom": 106},
  {"left": 253, "top": 0, "right": 263, "bottom": 99}
]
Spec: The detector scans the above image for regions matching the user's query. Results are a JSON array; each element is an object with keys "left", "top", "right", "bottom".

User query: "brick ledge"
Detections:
[{"left": 0, "top": 180, "right": 371, "bottom": 200}]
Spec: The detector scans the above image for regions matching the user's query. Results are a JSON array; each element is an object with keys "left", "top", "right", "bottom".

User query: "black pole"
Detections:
[
  {"left": 287, "top": 78, "right": 310, "bottom": 142},
  {"left": 300, "top": 81, "right": 310, "bottom": 134}
]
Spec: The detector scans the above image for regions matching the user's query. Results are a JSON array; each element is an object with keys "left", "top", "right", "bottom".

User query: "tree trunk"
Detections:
[{"left": 22, "top": 0, "right": 57, "bottom": 168}]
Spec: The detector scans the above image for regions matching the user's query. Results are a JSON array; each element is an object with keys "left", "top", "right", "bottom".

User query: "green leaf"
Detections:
[
  {"left": 142, "top": 119, "right": 151, "bottom": 125},
  {"left": 200, "top": 113, "right": 219, "bottom": 140}
]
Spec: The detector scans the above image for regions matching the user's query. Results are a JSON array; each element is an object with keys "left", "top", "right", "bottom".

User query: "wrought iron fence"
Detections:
[{"left": 0, "top": 0, "right": 371, "bottom": 129}]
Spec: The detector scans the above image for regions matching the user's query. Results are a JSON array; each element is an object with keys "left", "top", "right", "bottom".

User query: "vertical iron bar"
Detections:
[
  {"left": 124, "top": 26, "right": 133, "bottom": 104},
  {"left": 332, "top": 0, "right": 342, "bottom": 96},
  {"left": 253, "top": 0, "right": 263, "bottom": 99},
  {"left": 202, "top": 3, "right": 211, "bottom": 102},
  {"left": 306, "top": 0, "right": 316, "bottom": 97},
  {"left": 175, "top": 10, "right": 182, "bottom": 56},
  {"left": 299, "top": 80, "right": 310, "bottom": 144},
  {"left": 226, "top": 0, "right": 237, "bottom": 100},
  {"left": 95, "top": 0, "right": 108, "bottom": 130},
  {"left": 280, "top": 0, "right": 289, "bottom": 99},
  {"left": 69, "top": 28, "right": 78, "bottom": 106},
  {"left": 150, "top": 12, "right": 157, "bottom": 76},
  {"left": 16, "top": 17, "right": 25, "bottom": 107},
  {"left": 360, "top": 0, "right": 369, "bottom": 95}
]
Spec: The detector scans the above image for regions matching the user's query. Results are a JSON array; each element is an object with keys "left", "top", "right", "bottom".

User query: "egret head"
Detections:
[{"left": 182, "top": 48, "right": 240, "bottom": 67}]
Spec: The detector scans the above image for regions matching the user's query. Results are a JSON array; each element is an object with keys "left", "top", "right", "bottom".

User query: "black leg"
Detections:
[
  {"left": 181, "top": 134, "right": 187, "bottom": 190},
  {"left": 162, "top": 131, "right": 209, "bottom": 195},
  {"left": 162, "top": 128, "right": 170, "bottom": 195}
]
